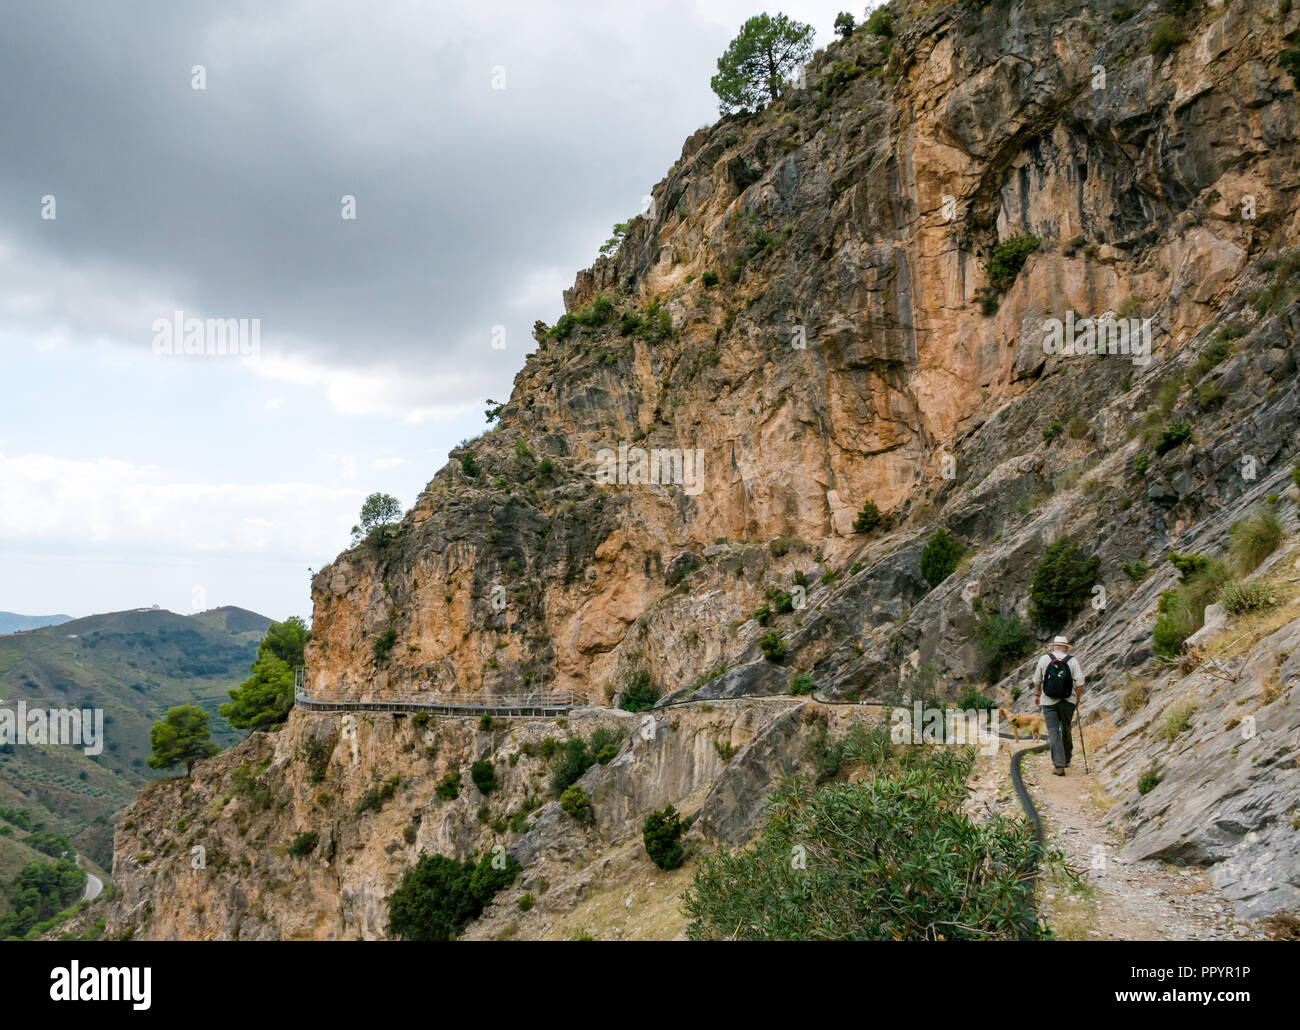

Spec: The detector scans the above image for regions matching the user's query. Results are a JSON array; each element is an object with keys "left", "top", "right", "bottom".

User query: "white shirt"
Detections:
[{"left": 1034, "top": 651, "right": 1084, "bottom": 707}]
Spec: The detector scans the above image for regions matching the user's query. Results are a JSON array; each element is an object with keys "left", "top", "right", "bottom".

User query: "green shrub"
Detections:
[
  {"left": 789, "top": 673, "right": 816, "bottom": 695},
  {"left": 356, "top": 776, "right": 400, "bottom": 816},
  {"left": 1030, "top": 537, "right": 1100, "bottom": 633},
  {"left": 1133, "top": 453, "right": 1149, "bottom": 474},
  {"left": 517, "top": 893, "right": 534, "bottom": 912},
  {"left": 957, "top": 687, "right": 997, "bottom": 711},
  {"left": 1169, "top": 551, "right": 1210, "bottom": 583},
  {"left": 1042, "top": 419, "right": 1063, "bottom": 445},
  {"left": 752, "top": 602, "right": 773, "bottom": 626},
  {"left": 435, "top": 771, "right": 461, "bottom": 801},
  {"left": 560, "top": 785, "right": 592, "bottom": 823},
  {"left": 1218, "top": 579, "right": 1277, "bottom": 616},
  {"left": 550, "top": 737, "right": 592, "bottom": 794},
  {"left": 802, "top": 724, "right": 846, "bottom": 782},
  {"left": 682, "top": 754, "right": 1043, "bottom": 940},
  {"left": 1153, "top": 591, "right": 1196, "bottom": 657},
  {"left": 1228, "top": 510, "right": 1284, "bottom": 576},
  {"left": 1122, "top": 560, "right": 1149, "bottom": 582},
  {"left": 586, "top": 295, "right": 616, "bottom": 324},
  {"left": 759, "top": 632, "right": 787, "bottom": 663},
  {"left": 470, "top": 760, "right": 497, "bottom": 795},
  {"left": 1189, "top": 337, "right": 1232, "bottom": 380},
  {"left": 460, "top": 453, "right": 479, "bottom": 477},
  {"left": 372, "top": 629, "right": 398, "bottom": 665},
  {"left": 919, "top": 529, "right": 964, "bottom": 588},
  {"left": 666, "top": 553, "right": 702, "bottom": 586},
  {"left": 288, "top": 831, "right": 319, "bottom": 858},
  {"left": 478, "top": 713, "right": 493, "bottom": 732},
  {"left": 617, "top": 669, "right": 659, "bottom": 712},
  {"left": 1159, "top": 702, "right": 1196, "bottom": 743},
  {"left": 853, "top": 500, "right": 882, "bottom": 533},
  {"left": 595, "top": 742, "right": 619, "bottom": 764},
  {"left": 700, "top": 270, "right": 719, "bottom": 287},
  {"left": 301, "top": 736, "right": 331, "bottom": 784},
  {"left": 864, "top": 7, "right": 895, "bottom": 36},
  {"left": 974, "top": 609, "right": 1035, "bottom": 683},
  {"left": 1137, "top": 762, "right": 1164, "bottom": 795},
  {"left": 231, "top": 762, "right": 272, "bottom": 810},
  {"left": 821, "top": 60, "right": 861, "bottom": 96},
  {"left": 643, "top": 805, "right": 688, "bottom": 870},
  {"left": 386, "top": 850, "right": 518, "bottom": 941},
  {"left": 1153, "top": 555, "right": 1228, "bottom": 657},
  {"left": 1154, "top": 421, "right": 1191, "bottom": 455},
  {"left": 987, "top": 234, "right": 1040, "bottom": 293},
  {"left": 1282, "top": 46, "right": 1300, "bottom": 86},
  {"left": 768, "top": 536, "right": 803, "bottom": 557},
  {"left": 1149, "top": 17, "right": 1185, "bottom": 58},
  {"left": 546, "top": 313, "right": 576, "bottom": 340},
  {"left": 765, "top": 587, "right": 795, "bottom": 615},
  {"left": 549, "top": 728, "right": 624, "bottom": 794}
]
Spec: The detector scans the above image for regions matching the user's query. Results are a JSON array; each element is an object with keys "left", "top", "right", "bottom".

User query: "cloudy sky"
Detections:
[{"left": 0, "top": 0, "right": 854, "bottom": 622}]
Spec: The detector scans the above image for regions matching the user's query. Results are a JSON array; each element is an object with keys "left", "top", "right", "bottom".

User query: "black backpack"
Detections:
[{"left": 1042, "top": 655, "right": 1074, "bottom": 699}]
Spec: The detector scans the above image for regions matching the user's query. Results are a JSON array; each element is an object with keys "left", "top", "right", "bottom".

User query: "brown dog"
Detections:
[{"left": 999, "top": 707, "right": 1045, "bottom": 742}]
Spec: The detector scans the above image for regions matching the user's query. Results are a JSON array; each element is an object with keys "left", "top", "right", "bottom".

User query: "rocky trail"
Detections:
[{"left": 1023, "top": 743, "right": 1266, "bottom": 942}]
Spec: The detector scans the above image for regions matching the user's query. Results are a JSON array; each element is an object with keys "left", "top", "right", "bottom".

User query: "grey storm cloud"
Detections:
[{"left": 0, "top": 0, "right": 804, "bottom": 414}]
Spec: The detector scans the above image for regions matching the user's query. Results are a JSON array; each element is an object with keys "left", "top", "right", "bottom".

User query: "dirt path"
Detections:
[{"left": 1021, "top": 749, "right": 1263, "bottom": 941}]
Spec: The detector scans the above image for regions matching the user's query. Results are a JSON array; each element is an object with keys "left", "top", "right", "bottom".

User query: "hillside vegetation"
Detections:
[{"left": 0, "top": 606, "right": 268, "bottom": 865}]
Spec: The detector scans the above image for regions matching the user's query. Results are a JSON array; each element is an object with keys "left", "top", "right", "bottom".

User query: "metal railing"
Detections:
[{"left": 292, "top": 684, "right": 588, "bottom": 717}]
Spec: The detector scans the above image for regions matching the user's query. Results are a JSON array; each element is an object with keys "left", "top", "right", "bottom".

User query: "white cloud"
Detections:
[
  {"left": 0, "top": 450, "right": 362, "bottom": 560},
  {"left": 248, "top": 349, "right": 482, "bottom": 423}
]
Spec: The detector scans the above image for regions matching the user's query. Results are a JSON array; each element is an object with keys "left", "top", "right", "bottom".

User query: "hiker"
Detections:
[{"left": 1034, "top": 635, "right": 1084, "bottom": 776}]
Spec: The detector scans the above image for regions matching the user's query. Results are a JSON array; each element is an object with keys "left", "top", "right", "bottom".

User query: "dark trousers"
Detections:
[{"left": 1043, "top": 700, "right": 1075, "bottom": 768}]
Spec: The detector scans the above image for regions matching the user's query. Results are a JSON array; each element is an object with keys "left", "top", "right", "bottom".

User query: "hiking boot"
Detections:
[{"left": 1053, "top": 767, "right": 1065, "bottom": 776}]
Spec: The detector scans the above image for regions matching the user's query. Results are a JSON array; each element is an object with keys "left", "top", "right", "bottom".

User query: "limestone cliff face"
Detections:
[
  {"left": 106, "top": 698, "right": 867, "bottom": 940},
  {"left": 110, "top": 0, "right": 1300, "bottom": 938},
  {"left": 305, "top": 0, "right": 1297, "bottom": 706}
]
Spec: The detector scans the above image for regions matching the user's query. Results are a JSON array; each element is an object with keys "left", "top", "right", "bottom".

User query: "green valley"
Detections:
[{"left": 0, "top": 606, "right": 270, "bottom": 872}]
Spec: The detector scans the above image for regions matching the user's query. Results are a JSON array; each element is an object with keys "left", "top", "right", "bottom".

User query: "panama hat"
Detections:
[{"left": 1051, "top": 635, "right": 1071, "bottom": 648}]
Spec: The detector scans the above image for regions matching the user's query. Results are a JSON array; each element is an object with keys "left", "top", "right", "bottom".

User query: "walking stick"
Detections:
[{"left": 1074, "top": 695, "right": 1089, "bottom": 773}]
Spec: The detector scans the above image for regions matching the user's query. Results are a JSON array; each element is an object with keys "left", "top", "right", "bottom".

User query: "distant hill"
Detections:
[
  {"left": 0, "top": 613, "right": 73, "bottom": 635},
  {"left": 0, "top": 606, "right": 272, "bottom": 867}
]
